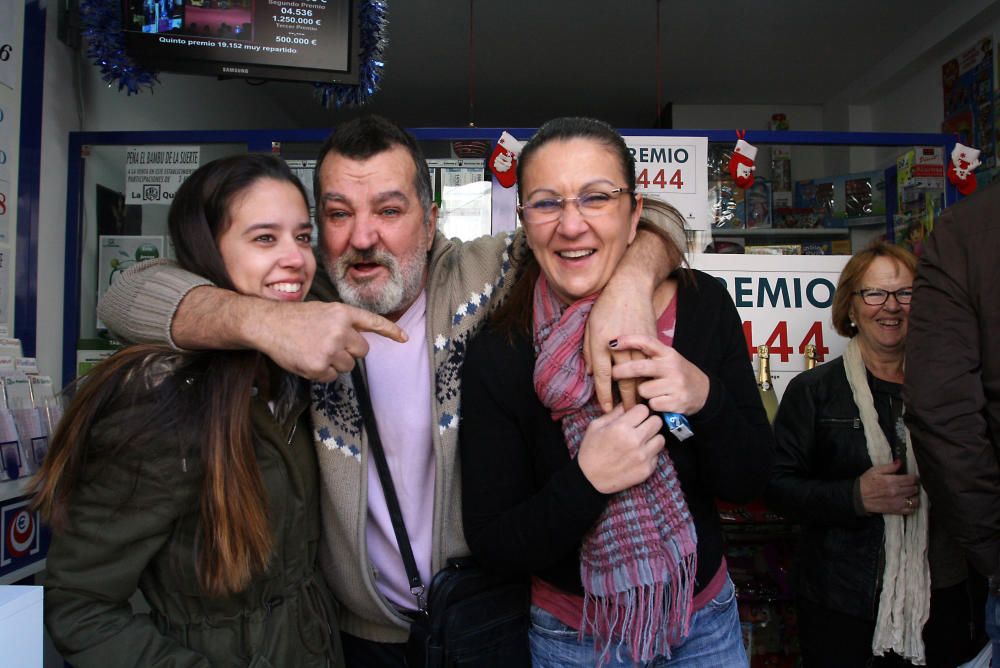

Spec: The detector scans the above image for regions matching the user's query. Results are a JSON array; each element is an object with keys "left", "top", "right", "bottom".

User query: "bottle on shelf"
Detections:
[
  {"left": 757, "top": 345, "right": 779, "bottom": 423},
  {"left": 804, "top": 344, "right": 818, "bottom": 370}
]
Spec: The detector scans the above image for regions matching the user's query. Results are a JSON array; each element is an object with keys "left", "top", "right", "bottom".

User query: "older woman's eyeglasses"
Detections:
[
  {"left": 854, "top": 288, "right": 913, "bottom": 306},
  {"left": 517, "top": 188, "right": 632, "bottom": 225}
]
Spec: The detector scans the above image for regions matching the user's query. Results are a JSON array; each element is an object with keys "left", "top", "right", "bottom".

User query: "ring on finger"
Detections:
[{"left": 904, "top": 497, "right": 914, "bottom": 509}]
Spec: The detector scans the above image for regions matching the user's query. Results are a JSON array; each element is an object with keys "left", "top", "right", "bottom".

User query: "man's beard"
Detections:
[{"left": 328, "top": 244, "right": 427, "bottom": 317}]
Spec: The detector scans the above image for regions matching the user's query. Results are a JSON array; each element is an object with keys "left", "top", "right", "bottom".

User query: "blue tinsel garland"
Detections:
[
  {"left": 316, "top": 0, "right": 387, "bottom": 108},
  {"left": 80, "top": 0, "right": 387, "bottom": 106}
]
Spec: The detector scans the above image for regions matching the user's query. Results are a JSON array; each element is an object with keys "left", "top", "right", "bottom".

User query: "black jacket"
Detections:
[{"left": 766, "top": 356, "right": 885, "bottom": 620}]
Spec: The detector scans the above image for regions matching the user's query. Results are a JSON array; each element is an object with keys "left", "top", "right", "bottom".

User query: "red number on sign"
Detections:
[
  {"left": 798, "top": 321, "right": 829, "bottom": 361},
  {"left": 652, "top": 169, "right": 667, "bottom": 189},
  {"left": 742, "top": 321, "right": 754, "bottom": 358},
  {"left": 0, "top": 192, "right": 6, "bottom": 216},
  {"left": 764, "top": 321, "right": 793, "bottom": 363},
  {"left": 669, "top": 169, "right": 685, "bottom": 189},
  {"left": 636, "top": 169, "right": 650, "bottom": 189},
  {"left": 744, "top": 320, "right": 830, "bottom": 365}
]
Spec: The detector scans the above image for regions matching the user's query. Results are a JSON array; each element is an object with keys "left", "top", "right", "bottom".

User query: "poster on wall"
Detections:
[
  {"left": 942, "top": 37, "right": 995, "bottom": 169},
  {"left": 125, "top": 146, "right": 201, "bottom": 205},
  {"left": 0, "top": 0, "right": 23, "bottom": 327},
  {"left": 623, "top": 136, "right": 709, "bottom": 233},
  {"left": 689, "top": 254, "right": 850, "bottom": 400},
  {"left": 0, "top": 0, "right": 22, "bottom": 91},
  {"left": 98, "top": 236, "right": 164, "bottom": 295},
  {"left": 97, "top": 236, "right": 164, "bottom": 328}
]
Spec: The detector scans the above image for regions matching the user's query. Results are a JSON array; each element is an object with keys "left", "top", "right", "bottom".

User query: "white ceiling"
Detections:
[{"left": 251, "top": 0, "right": 1000, "bottom": 129}]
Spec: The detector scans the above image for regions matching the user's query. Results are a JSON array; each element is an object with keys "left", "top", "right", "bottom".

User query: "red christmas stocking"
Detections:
[
  {"left": 729, "top": 138, "right": 758, "bottom": 189},
  {"left": 948, "top": 142, "right": 981, "bottom": 196},
  {"left": 489, "top": 131, "right": 524, "bottom": 188}
]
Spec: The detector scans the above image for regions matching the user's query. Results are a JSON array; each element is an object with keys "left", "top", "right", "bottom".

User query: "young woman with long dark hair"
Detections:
[{"left": 34, "top": 154, "right": 344, "bottom": 667}]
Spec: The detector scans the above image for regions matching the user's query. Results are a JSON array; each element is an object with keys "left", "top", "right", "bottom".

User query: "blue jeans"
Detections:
[
  {"left": 987, "top": 590, "right": 1000, "bottom": 660},
  {"left": 529, "top": 576, "right": 748, "bottom": 667}
]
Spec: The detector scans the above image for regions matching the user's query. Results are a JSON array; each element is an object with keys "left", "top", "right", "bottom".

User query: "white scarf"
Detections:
[{"left": 843, "top": 338, "right": 930, "bottom": 664}]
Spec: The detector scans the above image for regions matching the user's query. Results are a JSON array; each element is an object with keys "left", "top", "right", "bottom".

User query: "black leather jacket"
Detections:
[{"left": 765, "top": 356, "right": 885, "bottom": 620}]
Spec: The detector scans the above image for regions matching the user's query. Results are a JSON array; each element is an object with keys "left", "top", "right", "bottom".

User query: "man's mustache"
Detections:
[{"left": 333, "top": 247, "right": 397, "bottom": 276}]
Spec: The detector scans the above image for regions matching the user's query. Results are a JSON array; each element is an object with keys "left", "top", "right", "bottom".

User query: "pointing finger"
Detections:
[{"left": 348, "top": 306, "right": 407, "bottom": 343}]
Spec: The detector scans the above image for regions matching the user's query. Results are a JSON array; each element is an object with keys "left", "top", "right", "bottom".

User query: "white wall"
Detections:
[
  {"left": 673, "top": 104, "right": 825, "bottom": 132},
  {"left": 869, "top": 19, "right": 1000, "bottom": 168},
  {"left": 833, "top": 1, "right": 1000, "bottom": 169}
]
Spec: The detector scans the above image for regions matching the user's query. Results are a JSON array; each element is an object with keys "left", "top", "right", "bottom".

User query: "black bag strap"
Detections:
[{"left": 351, "top": 365, "right": 427, "bottom": 610}]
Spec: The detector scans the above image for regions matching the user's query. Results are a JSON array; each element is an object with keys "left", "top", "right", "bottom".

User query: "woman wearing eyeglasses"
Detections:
[
  {"left": 458, "top": 117, "right": 773, "bottom": 666},
  {"left": 767, "top": 242, "right": 982, "bottom": 667}
]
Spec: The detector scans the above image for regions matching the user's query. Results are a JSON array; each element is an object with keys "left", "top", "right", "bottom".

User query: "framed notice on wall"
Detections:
[{"left": 0, "top": 0, "right": 22, "bottom": 331}]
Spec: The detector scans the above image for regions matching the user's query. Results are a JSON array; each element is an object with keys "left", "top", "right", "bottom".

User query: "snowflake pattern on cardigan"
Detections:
[
  {"left": 433, "top": 237, "right": 514, "bottom": 435},
  {"left": 312, "top": 379, "right": 362, "bottom": 460}
]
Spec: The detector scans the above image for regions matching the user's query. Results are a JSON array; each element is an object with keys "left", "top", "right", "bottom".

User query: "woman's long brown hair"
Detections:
[{"left": 33, "top": 154, "right": 309, "bottom": 596}]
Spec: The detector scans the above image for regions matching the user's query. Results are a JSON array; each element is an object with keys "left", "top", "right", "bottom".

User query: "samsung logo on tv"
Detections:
[{"left": 222, "top": 66, "right": 250, "bottom": 74}]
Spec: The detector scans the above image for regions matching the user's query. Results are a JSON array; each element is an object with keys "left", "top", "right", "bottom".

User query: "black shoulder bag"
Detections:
[{"left": 351, "top": 367, "right": 530, "bottom": 668}]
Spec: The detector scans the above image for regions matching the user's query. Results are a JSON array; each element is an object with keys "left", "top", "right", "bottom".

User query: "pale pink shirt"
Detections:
[{"left": 361, "top": 290, "right": 435, "bottom": 610}]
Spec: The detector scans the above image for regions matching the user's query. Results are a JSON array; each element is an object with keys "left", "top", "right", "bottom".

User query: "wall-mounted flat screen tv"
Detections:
[{"left": 121, "top": 0, "right": 359, "bottom": 84}]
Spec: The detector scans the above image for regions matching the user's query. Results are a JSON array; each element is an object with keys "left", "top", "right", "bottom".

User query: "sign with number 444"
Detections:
[{"left": 624, "top": 136, "right": 708, "bottom": 232}]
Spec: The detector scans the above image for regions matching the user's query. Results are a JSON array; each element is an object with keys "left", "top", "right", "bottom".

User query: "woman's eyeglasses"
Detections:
[
  {"left": 517, "top": 188, "right": 632, "bottom": 225},
  {"left": 854, "top": 288, "right": 913, "bottom": 306}
]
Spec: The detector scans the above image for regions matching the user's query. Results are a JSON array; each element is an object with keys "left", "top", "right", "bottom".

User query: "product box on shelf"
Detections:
[
  {"left": 842, "top": 170, "right": 886, "bottom": 219},
  {"left": 793, "top": 169, "right": 886, "bottom": 227},
  {"left": 709, "top": 177, "right": 744, "bottom": 229},
  {"left": 793, "top": 180, "right": 836, "bottom": 227},
  {"left": 739, "top": 178, "right": 772, "bottom": 228},
  {"left": 705, "top": 236, "right": 747, "bottom": 254},
  {"left": 894, "top": 213, "right": 933, "bottom": 258},
  {"left": 795, "top": 239, "right": 852, "bottom": 256},
  {"left": 800, "top": 241, "right": 833, "bottom": 255},
  {"left": 745, "top": 244, "right": 802, "bottom": 255},
  {"left": 708, "top": 144, "right": 743, "bottom": 229},
  {"left": 896, "top": 146, "right": 945, "bottom": 192},
  {"left": 772, "top": 207, "right": 823, "bottom": 230},
  {"left": 770, "top": 145, "right": 792, "bottom": 194}
]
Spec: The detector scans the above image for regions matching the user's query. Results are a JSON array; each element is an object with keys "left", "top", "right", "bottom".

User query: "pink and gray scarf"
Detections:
[{"left": 532, "top": 273, "right": 698, "bottom": 663}]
